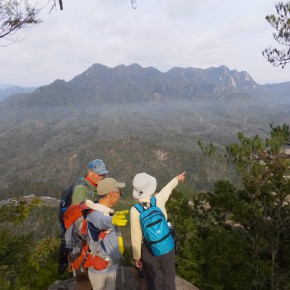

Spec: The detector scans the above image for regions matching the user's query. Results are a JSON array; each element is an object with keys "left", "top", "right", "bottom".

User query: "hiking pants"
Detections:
[
  {"left": 88, "top": 268, "right": 118, "bottom": 290},
  {"left": 141, "top": 243, "right": 176, "bottom": 290}
]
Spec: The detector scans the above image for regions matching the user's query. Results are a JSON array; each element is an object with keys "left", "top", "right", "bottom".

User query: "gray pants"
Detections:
[
  {"left": 141, "top": 243, "right": 176, "bottom": 290},
  {"left": 88, "top": 268, "right": 117, "bottom": 290}
]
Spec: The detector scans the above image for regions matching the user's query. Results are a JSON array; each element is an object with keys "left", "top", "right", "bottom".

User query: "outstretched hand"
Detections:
[
  {"left": 112, "top": 210, "right": 129, "bottom": 227},
  {"left": 176, "top": 171, "right": 186, "bottom": 182}
]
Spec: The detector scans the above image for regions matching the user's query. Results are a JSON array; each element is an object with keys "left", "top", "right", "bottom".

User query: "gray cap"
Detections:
[{"left": 97, "top": 178, "right": 125, "bottom": 196}]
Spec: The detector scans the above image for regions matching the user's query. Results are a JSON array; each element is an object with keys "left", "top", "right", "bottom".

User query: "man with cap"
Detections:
[
  {"left": 86, "top": 177, "right": 129, "bottom": 290},
  {"left": 72, "top": 158, "right": 110, "bottom": 205},
  {"left": 130, "top": 171, "right": 186, "bottom": 290},
  {"left": 72, "top": 158, "right": 109, "bottom": 290}
]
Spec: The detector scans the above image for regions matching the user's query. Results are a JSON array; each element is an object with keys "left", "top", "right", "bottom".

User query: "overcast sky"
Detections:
[{"left": 1, "top": 0, "right": 289, "bottom": 87}]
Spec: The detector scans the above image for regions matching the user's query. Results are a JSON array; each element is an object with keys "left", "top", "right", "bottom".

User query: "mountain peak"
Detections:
[{"left": 0, "top": 63, "right": 269, "bottom": 109}]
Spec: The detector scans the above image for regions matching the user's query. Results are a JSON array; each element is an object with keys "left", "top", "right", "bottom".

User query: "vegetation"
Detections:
[
  {"left": 1, "top": 124, "right": 290, "bottom": 289},
  {"left": 0, "top": 197, "right": 64, "bottom": 290},
  {"left": 263, "top": 1, "right": 290, "bottom": 68},
  {"left": 166, "top": 124, "right": 290, "bottom": 289}
]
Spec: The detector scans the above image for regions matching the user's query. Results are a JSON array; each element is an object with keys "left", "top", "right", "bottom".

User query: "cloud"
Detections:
[{"left": 0, "top": 0, "right": 289, "bottom": 87}]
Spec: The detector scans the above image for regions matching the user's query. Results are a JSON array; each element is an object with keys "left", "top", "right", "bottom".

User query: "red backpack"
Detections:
[{"left": 63, "top": 201, "right": 111, "bottom": 271}]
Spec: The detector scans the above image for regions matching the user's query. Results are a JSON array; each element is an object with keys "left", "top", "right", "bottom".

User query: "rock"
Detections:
[
  {"left": 48, "top": 266, "right": 200, "bottom": 290},
  {"left": 48, "top": 277, "right": 75, "bottom": 290}
]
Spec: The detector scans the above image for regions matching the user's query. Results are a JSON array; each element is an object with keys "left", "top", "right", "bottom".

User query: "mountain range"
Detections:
[
  {"left": 0, "top": 85, "right": 36, "bottom": 102},
  {"left": 0, "top": 63, "right": 289, "bottom": 199}
]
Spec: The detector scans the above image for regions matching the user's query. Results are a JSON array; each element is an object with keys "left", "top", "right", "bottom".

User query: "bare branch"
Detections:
[
  {"left": 0, "top": 0, "right": 43, "bottom": 45},
  {"left": 263, "top": 2, "right": 290, "bottom": 68},
  {"left": 58, "top": 0, "right": 63, "bottom": 10}
]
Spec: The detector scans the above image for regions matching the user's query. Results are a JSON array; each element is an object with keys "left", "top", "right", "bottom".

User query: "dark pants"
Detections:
[
  {"left": 141, "top": 243, "right": 176, "bottom": 290},
  {"left": 75, "top": 268, "right": 92, "bottom": 290}
]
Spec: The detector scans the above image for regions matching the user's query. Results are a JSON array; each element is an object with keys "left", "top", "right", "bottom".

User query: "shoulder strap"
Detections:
[
  {"left": 134, "top": 203, "right": 144, "bottom": 213},
  {"left": 75, "top": 178, "right": 93, "bottom": 199},
  {"left": 86, "top": 211, "right": 110, "bottom": 253},
  {"left": 134, "top": 197, "right": 156, "bottom": 212},
  {"left": 150, "top": 196, "right": 156, "bottom": 207}
]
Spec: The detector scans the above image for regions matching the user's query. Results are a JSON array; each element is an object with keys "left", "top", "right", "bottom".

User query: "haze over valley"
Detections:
[{"left": 0, "top": 63, "right": 289, "bottom": 199}]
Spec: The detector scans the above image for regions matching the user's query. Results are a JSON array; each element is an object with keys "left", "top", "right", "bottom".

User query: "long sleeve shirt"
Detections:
[
  {"left": 130, "top": 177, "right": 178, "bottom": 261},
  {"left": 86, "top": 203, "right": 122, "bottom": 274}
]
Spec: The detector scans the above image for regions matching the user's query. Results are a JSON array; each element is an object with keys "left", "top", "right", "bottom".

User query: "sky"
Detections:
[{"left": 1, "top": 0, "right": 289, "bottom": 87}]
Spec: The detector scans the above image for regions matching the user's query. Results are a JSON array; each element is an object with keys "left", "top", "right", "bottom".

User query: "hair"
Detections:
[{"left": 98, "top": 194, "right": 108, "bottom": 199}]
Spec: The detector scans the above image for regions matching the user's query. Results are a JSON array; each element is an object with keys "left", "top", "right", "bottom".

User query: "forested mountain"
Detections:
[{"left": 0, "top": 63, "right": 289, "bottom": 199}]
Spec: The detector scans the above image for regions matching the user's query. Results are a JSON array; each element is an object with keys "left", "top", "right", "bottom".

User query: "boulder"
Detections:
[{"left": 48, "top": 266, "right": 199, "bottom": 290}]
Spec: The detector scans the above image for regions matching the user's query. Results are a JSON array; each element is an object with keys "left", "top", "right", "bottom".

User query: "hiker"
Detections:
[
  {"left": 86, "top": 177, "right": 129, "bottom": 290},
  {"left": 130, "top": 171, "right": 186, "bottom": 290},
  {"left": 72, "top": 158, "right": 110, "bottom": 204},
  {"left": 58, "top": 158, "right": 109, "bottom": 290}
]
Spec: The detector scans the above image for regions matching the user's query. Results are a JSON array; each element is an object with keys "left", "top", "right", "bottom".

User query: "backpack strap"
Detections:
[
  {"left": 87, "top": 221, "right": 109, "bottom": 252},
  {"left": 150, "top": 196, "right": 156, "bottom": 207},
  {"left": 92, "top": 230, "right": 110, "bottom": 254},
  {"left": 134, "top": 203, "right": 144, "bottom": 213},
  {"left": 75, "top": 177, "right": 93, "bottom": 199},
  {"left": 134, "top": 196, "right": 156, "bottom": 212}
]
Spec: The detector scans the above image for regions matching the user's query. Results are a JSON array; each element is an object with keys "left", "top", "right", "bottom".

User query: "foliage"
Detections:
[
  {"left": 16, "top": 237, "right": 62, "bottom": 290},
  {"left": 198, "top": 139, "right": 216, "bottom": 156},
  {"left": 0, "top": 197, "right": 65, "bottom": 289},
  {"left": 192, "top": 124, "right": 290, "bottom": 289},
  {"left": 29, "top": 237, "right": 60, "bottom": 271},
  {"left": 263, "top": 1, "right": 290, "bottom": 68},
  {"left": 167, "top": 190, "right": 201, "bottom": 286},
  {"left": 0, "top": 196, "right": 41, "bottom": 224}
]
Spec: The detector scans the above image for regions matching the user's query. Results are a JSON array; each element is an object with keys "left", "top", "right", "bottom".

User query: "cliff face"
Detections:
[{"left": 48, "top": 266, "right": 200, "bottom": 290}]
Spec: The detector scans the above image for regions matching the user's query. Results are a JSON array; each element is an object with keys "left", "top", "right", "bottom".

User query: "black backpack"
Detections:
[
  {"left": 58, "top": 177, "right": 92, "bottom": 230},
  {"left": 58, "top": 177, "right": 92, "bottom": 274}
]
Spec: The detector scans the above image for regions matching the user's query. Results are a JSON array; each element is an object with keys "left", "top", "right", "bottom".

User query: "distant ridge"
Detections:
[
  {"left": 0, "top": 63, "right": 288, "bottom": 112},
  {"left": 0, "top": 85, "right": 36, "bottom": 102}
]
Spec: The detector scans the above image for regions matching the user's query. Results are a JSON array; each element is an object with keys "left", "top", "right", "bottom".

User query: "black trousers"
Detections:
[{"left": 141, "top": 243, "right": 176, "bottom": 290}]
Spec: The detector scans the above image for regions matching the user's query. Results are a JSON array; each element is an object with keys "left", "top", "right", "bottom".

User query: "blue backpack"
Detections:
[{"left": 134, "top": 196, "right": 175, "bottom": 256}]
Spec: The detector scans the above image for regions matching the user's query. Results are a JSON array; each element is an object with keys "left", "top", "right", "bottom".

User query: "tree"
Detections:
[
  {"left": 0, "top": 0, "right": 64, "bottom": 45},
  {"left": 263, "top": 2, "right": 290, "bottom": 68},
  {"left": 0, "top": 0, "right": 42, "bottom": 45},
  {"left": 193, "top": 124, "right": 290, "bottom": 289},
  {"left": 167, "top": 190, "right": 201, "bottom": 286},
  {"left": 0, "top": 197, "right": 62, "bottom": 289}
]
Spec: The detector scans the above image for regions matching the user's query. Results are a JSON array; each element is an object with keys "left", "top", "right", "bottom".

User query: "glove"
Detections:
[{"left": 112, "top": 210, "right": 129, "bottom": 227}]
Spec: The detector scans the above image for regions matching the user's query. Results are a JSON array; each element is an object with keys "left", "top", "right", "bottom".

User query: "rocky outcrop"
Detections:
[{"left": 48, "top": 266, "right": 200, "bottom": 290}]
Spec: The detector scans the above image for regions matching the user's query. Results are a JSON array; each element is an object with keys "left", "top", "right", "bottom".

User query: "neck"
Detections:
[
  {"left": 85, "top": 175, "right": 98, "bottom": 187},
  {"left": 98, "top": 198, "right": 112, "bottom": 208}
]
